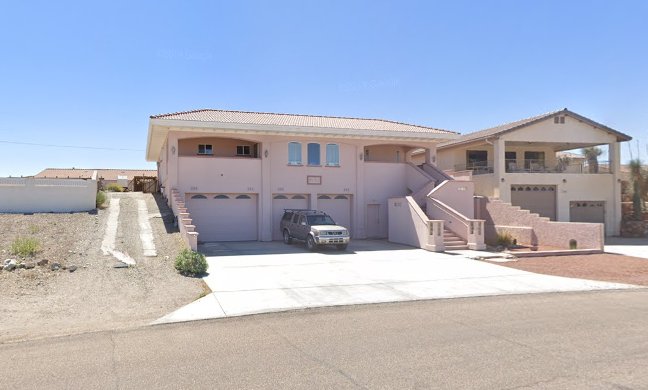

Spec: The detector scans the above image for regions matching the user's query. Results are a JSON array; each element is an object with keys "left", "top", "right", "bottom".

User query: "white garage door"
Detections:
[
  {"left": 186, "top": 193, "right": 258, "bottom": 242},
  {"left": 317, "top": 194, "right": 352, "bottom": 232},
  {"left": 570, "top": 201, "right": 605, "bottom": 224},
  {"left": 272, "top": 194, "right": 309, "bottom": 240},
  {"left": 510, "top": 185, "right": 556, "bottom": 221}
]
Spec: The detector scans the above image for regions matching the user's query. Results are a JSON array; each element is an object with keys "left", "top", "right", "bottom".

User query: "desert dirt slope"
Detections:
[{"left": 0, "top": 192, "right": 205, "bottom": 343}]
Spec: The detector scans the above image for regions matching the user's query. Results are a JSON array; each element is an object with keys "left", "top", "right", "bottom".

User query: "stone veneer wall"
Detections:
[{"left": 475, "top": 197, "right": 603, "bottom": 250}]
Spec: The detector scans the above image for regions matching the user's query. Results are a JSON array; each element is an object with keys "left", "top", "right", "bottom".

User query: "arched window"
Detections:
[
  {"left": 191, "top": 194, "right": 207, "bottom": 199},
  {"left": 288, "top": 142, "right": 302, "bottom": 165},
  {"left": 214, "top": 194, "right": 230, "bottom": 199},
  {"left": 236, "top": 194, "right": 251, "bottom": 199},
  {"left": 326, "top": 144, "right": 340, "bottom": 166},
  {"left": 308, "top": 143, "right": 320, "bottom": 165},
  {"left": 318, "top": 195, "right": 331, "bottom": 199},
  {"left": 292, "top": 195, "right": 306, "bottom": 199},
  {"left": 334, "top": 195, "right": 348, "bottom": 200},
  {"left": 274, "top": 195, "right": 288, "bottom": 199}
]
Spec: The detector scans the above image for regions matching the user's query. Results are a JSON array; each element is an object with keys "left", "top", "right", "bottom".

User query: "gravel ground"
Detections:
[
  {"left": 0, "top": 192, "right": 205, "bottom": 343},
  {"left": 486, "top": 253, "right": 648, "bottom": 286}
]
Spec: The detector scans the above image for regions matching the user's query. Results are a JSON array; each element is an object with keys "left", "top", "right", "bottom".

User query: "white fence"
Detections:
[{"left": 0, "top": 177, "right": 97, "bottom": 213}]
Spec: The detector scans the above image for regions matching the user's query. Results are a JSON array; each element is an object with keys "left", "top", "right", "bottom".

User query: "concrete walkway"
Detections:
[
  {"left": 155, "top": 240, "right": 638, "bottom": 324},
  {"left": 605, "top": 236, "right": 648, "bottom": 259}
]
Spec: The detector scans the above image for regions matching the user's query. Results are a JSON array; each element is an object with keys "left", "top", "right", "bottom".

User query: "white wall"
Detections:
[{"left": 0, "top": 178, "right": 97, "bottom": 213}]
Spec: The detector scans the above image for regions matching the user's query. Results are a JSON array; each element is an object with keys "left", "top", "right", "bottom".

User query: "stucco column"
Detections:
[
  {"left": 425, "top": 144, "right": 437, "bottom": 165},
  {"left": 168, "top": 132, "right": 179, "bottom": 204},
  {"left": 355, "top": 144, "right": 366, "bottom": 238},
  {"left": 610, "top": 142, "right": 622, "bottom": 235},
  {"left": 493, "top": 138, "right": 507, "bottom": 201},
  {"left": 260, "top": 141, "right": 273, "bottom": 241}
]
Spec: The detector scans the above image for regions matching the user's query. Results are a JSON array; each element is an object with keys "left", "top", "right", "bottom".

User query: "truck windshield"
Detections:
[{"left": 307, "top": 215, "right": 336, "bottom": 225}]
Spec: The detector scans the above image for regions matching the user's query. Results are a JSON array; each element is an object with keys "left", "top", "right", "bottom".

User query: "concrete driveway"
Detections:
[
  {"left": 605, "top": 236, "right": 648, "bottom": 259},
  {"left": 155, "top": 240, "right": 636, "bottom": 324}
]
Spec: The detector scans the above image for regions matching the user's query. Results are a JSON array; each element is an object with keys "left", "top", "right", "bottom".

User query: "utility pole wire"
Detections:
[{"left": 0, "top": 140, "right": 144, "bottom": 152}]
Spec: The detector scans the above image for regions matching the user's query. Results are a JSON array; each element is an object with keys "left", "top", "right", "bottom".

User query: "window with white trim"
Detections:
[
  {"left": 198, "top": 144, "right": 213, "bottom": 155},
  {"left": 236, "top": 145, "right": 251, "bottom": 156},
  {"left": 288, "top": 142, "right": 302, "bottom": 165},
  {"left": 307, "top": 143, "right": 320, "bottom": 165},
  {"left": 326, "top": 144, "right": 340, "bottom": 166}
]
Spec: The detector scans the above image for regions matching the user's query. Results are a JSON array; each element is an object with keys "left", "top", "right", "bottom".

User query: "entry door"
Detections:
[{"left": 366, "top": 204, "right": 386, "bottom": 238}]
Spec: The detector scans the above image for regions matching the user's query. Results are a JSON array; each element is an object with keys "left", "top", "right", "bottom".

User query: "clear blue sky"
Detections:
[{"left": 1, "top": 0, "right": 647, "bottom": 177}]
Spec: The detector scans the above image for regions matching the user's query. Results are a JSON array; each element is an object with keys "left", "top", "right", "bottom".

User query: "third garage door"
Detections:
[
  {"left": 317, "top": 194, "right": 352, "bottom": 232},
  {"left": 186, "top": 193, "right": 258, "bottom": 242}
]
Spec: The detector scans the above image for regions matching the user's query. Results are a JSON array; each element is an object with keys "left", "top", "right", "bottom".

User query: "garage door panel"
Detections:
[
  {"left": 570, "top": 201, "right": 605, "bottom": 223},
  {"left": 318, "top": 195, "right": 351, "bottom": 232},
  {"left": 510, "top": 185, "right": 556, "bottom": 221},
  {"left": 187, "top": 193, "right": 258, "bottom": 242},
  {"left": 272, "top": 194, "right": 309, "bottom": 240}
]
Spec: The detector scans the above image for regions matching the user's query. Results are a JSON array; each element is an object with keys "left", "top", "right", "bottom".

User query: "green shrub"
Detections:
[
  {"left": 105, "top": 183, "right": 124, "bottom": 192},
  {"left": 96, "top": 190, "right": 107, "bottom": 207},
  {"left": 496, "top": 232, "right": 514, "bottom": 248},
  {"left": 11, "top": 237, "right": 40, "bottom": 257},
  {"left": 174, "top": 249, "right": 208, "bottom": 276},
  {"left": 569, "top": 239, "right": 578, "bottom": 250}
]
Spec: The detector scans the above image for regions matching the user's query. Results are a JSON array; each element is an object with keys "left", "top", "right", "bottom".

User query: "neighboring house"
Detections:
[
  {"left": 436, "top": 109, "right": 632, "bottom": 236},
  {"left": 35, "top": 168, "right": 157, "bottom": 192},
  {"left": 146, "top": 109, "right": 458, "bottom": 243}
]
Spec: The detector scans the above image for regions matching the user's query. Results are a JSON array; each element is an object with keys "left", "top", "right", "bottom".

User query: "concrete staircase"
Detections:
[{"left": 443, "top": 228, "right": 468, "bottom": 250}]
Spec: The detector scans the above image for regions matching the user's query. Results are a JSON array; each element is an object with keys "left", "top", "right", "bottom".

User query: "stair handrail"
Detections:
[{"left": 427, "top": 197, "right": 485, "bottom": 249}]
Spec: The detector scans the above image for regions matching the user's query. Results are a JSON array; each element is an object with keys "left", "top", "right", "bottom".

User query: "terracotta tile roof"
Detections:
[
  {"left": 35, "top": 168, "right": 157, "bottom": 180},
  {"left": 439, "top": 108, "right": 632, "bottom": 148},
  {"left": 150, "top": 108, "right": 457, "bottom": 135}
]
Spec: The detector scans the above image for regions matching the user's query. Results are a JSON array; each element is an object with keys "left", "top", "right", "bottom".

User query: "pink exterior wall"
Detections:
[
  {"left": 388, "top": 196, "right": 444, "bottom": 251},
  {"left": 429, "top": 180, "right": 475, "bottom": 218},
  {"left": 160, "top": 130, "right": 441, "bottom": 241}
]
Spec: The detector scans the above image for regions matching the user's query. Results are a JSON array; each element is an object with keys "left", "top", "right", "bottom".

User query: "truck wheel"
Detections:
[
  {"left": 306, "top": 236, "right": 317, "bottom": 251},
  {"left": 283, "top": 230, "right": 293, "bottom": 245}
]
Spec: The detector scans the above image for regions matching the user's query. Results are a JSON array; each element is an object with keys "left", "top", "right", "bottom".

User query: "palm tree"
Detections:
[{"left": 582, "top": 146, "right": 603, "bottom": 173}]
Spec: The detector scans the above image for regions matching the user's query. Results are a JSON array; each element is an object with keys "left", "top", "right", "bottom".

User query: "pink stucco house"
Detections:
[
  {"left": 146, "top": 108, "right": 630, "bottom": 252},
  {"left": 146, "top": 109, "right": 460, "bottom": 247}
]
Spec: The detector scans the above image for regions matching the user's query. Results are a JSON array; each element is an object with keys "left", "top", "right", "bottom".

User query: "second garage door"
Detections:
[
  {"left": 510, "top": 185, "right": 556, "bottom": 220},
  {"left": 570, "top": 201, "right": 605, "bottom": 224},
  {"left": 272, "top": 194, "right": 309, "bottom": 240},
  {"left": 317, "top": 194, "right": 352, "bottom": 232},
  {"left": 186, "top": 193, "right": 258, "bottom": 242}
]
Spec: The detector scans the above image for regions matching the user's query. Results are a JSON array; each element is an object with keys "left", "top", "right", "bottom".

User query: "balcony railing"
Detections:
[{"left": 455, "top": 160, "right": 611, "bottom": 175}]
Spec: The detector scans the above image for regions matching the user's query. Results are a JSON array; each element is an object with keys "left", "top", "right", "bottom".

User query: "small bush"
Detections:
[
  {"left": 569, "top": 239, "right": 578, "bottom": 250},
  {"left": 174, "top": 249, "right": 208, "bottom": 276},
  {"left": 96, "top": 191, "right": 107, "bottom": 207},
  {"left": 11, "top": 237, "right": 40, "bottom": 257},
  {"left": 105, "top": 183, "right": 124, "bottom": 192},
  {"left": 496, "top": 232, "right": 514, "bottom": 248}
]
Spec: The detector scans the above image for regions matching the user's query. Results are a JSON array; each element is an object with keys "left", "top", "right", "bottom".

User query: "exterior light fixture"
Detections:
[
  {"left": 562, "top": 179, "right": 567, "bottom": 183},
  {"left": 264, "top": 150, "right": 269, "bottom": 158},
  {"left": 359, "top": 153, "right": 364, "bottom": 161}
]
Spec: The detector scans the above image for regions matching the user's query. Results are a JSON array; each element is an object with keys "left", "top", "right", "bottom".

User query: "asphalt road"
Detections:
[{"left": 2, "top": 290, "right": 648, "bottom": 389}]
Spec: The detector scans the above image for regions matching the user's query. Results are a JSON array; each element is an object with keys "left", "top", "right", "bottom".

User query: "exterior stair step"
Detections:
[{"left": 443, "top": 228, "right": 468, "bottom": 250}]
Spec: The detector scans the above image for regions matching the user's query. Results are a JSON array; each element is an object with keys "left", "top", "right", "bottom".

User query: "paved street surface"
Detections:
[
  {"left": 156, "top": 240, "right": 635, "bottom": 324},
  {"left": 3, "top": 290, "right": 648, "bottom": 389}
]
